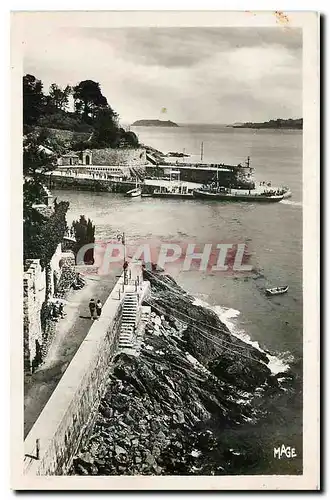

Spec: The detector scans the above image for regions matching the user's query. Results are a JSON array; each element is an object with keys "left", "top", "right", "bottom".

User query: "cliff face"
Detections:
[{"left": 70, "top": 271, "right": 300, "bottom": 476}]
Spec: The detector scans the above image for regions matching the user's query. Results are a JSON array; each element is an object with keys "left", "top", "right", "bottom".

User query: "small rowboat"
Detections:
[
  {"left": 265, "top": 285, "right": 289, "bottom": 296},
  {"left": 125, "top": 187, "right": 141, "bottom": 198},
  {"left": 125, "top": 177, "right": 141, "bottom": 198}
]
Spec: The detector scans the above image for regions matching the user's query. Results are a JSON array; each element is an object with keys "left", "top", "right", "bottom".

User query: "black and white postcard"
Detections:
[{"left": 11, "top": 10, "right": 320, "bottom": 490}]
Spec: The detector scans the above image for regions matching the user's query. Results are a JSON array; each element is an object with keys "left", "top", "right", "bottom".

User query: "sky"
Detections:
[{"left": 23, "top": 26, "right": 302, "bottom": 125}]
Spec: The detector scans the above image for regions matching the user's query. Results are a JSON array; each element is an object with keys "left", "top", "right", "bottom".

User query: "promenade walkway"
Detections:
[{"left": 24, "top": 269, "right": 118, "bottom": 438}]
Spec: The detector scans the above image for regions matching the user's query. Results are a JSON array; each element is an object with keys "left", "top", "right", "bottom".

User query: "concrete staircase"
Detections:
[{"left": 118, "top": 292, "right": 138, "bottom": 349}]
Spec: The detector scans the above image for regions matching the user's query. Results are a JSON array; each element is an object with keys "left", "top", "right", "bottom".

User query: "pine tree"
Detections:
[{"left": 72, "top": 215, "right": 96, "bottom": 264}]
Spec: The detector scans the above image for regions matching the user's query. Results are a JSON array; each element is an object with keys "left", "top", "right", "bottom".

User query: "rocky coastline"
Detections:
[{"left": 70, "top": 270, "right": 300, "bottom": 476}]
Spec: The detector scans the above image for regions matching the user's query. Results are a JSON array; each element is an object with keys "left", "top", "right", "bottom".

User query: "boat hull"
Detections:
[
  {"left": 193, "top": 190, "right": 284, "bottom": 202},
  {"left": 152, "top": 192, "right": 193, "bottom": 199},
  {"left": 125, "top": 189, "right": 142, "bottom": 198},
  {"left": 265, "top": 286, "right": 289, "bottom": 296}
]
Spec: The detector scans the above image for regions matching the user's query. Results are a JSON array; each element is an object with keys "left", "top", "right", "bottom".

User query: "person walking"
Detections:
[
  {"left": 89, "top": 298, "right": 96, "bottom": 320},
  {"left": 58, "top": 301, "right": 65, "bottom": 319},
  {"left": 96, "top": 300, "right": 102, "bottom": 319}
]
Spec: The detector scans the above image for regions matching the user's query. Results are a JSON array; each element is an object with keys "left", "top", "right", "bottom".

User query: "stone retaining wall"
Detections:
[
  {"left": 23, "top": 260, "right": 46, "bottom": 372},
  {"left": 23, "top": 244, "right": 64, "bottom": 373},
  {"left": 24, "top": 265, "right": 150, "bottom": 476},
  {"left": 91, "top": 148, "right": 146, "bottom": 166}
]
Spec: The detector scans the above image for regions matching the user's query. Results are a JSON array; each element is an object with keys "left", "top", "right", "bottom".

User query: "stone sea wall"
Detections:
[
  {"left": 24, "top": 267, "right": 150, "bottom": 476},
  {"left": 48, "top": 175, "right": 138, "bottom": 193}
]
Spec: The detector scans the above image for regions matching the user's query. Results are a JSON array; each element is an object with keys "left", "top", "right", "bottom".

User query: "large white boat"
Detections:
[
  {"left": 193, "top": 157, "right": 290, "bottom": 203},
  {"left": 193, "top": 188, "right": 286, "bottom": 203}
]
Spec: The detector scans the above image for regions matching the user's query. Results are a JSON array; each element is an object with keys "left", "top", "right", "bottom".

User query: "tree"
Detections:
[
  {"left": 91, "top": 107, "right": 119, "bottom": 148},
  {"left": 23, "top": 83, "right": 71, "bottom": 308},
  {"left": 23, "top": 129, "right": 69, "bottom": 274},
  {"left": 23, "top": 74, "right": 46, "bottom": 129},
  {"left": 71, "top": 139, "right": 92, "bottom": 152},
  {"left": 24, "top": 200, "right": 69, "bottom": 302},
  {"left": 24, "top": 200, "right": 69, "bottom": 265},
  {"left": 124, "top": 130, "right": 139, "bottom": 148},
  {"left": 72, "top": 215, "right": 95, "bottom": 264},
  {"left": 48, "top": 83, "right": 72, "bottom": 111},
  {"left": 73, "top": 80, "right": 108, "bottom": 122},
  {"left": 23, "top": 131, "right": 58, "bottom": 212}
]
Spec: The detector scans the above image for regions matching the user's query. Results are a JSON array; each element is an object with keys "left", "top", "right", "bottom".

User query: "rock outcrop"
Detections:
[{"left": 70, "top": 271, "right": 298, "bottom": 476}]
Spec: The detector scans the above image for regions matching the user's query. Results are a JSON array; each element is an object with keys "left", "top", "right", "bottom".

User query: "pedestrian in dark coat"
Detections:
[
  {"left": 89, "top": 298, "right": 96, "bottom": 320},
  {"left": 96, "top": 300, "right": 102, "bottom": 319}
]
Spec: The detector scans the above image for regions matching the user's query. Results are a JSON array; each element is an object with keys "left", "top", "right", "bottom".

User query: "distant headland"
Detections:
[
  {"left": 132, "top": 119, "right": 179, "bottom": 127},
  {"left": 229, "top": 118, "right": 303, "bottom": 130}
]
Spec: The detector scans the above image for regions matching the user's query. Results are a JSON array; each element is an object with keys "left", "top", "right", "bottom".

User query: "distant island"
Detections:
[
  {"left": 132, "top": 119, "right": 179, "bottom": 127},
  {"left": 229, "top": 118, "right": 303, "bottom": 130}
]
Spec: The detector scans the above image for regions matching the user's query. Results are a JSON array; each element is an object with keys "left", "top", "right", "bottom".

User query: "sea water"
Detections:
[{"left": 53, "top": 124, "right": 303, "bottom": 472}]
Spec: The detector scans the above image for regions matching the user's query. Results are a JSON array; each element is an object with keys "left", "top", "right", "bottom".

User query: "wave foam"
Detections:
[
  {"left": 280, "top": 200, "right": 302, "bottom": 207},
  {"left": 192, "top": 298, "right": 292, "bottom": 375}
]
